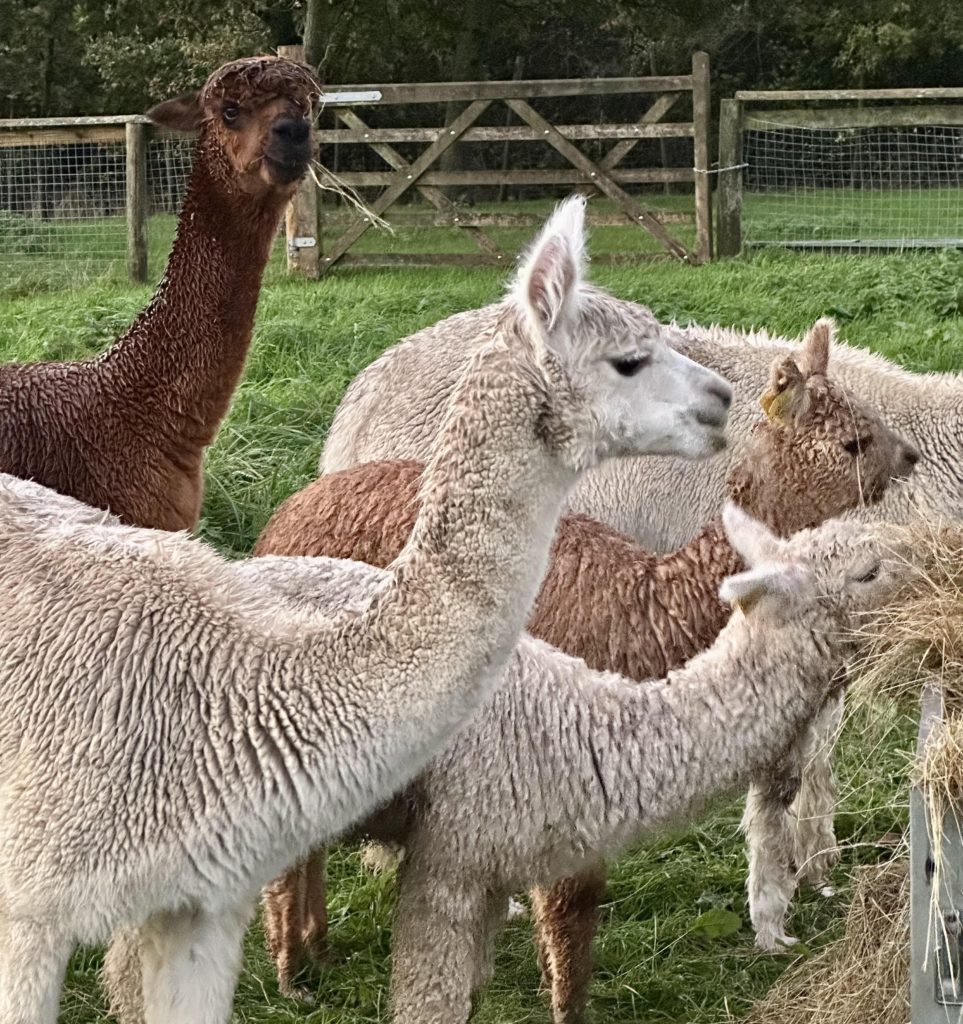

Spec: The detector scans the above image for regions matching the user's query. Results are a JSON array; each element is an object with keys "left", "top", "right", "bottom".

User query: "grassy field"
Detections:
[
  {"left": 743, "top": 187, "right": 963, "bottom": 246},
  {"left": 0, "top": 245, "right": 962, "bottom": 1022},
  {"left": 1, "top": 183, "right": 959, "bottom": 290}
]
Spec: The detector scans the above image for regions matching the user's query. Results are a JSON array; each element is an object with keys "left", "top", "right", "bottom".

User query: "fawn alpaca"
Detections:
[{"left": 0, "top": 56, "right": 319, "bottom": 531}]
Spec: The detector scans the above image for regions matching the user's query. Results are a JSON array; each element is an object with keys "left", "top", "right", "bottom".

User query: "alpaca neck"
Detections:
[
  {"left": 101, "top": 142, "right": 288, "bottom": 455},
  {"left": 258, "top": 329, "right": 580, "bottom": 848},
  {"left": 389, "top": 331, "right": 579, "bottom": 665},
  {"left": 560, "top": 612, "right": 834, "bottom": 852}
]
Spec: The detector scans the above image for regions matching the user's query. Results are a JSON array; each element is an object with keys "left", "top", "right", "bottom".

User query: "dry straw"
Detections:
[
  {"left": 744, "top": 856, "right": 909, "bottom": 1024},
  {"left": 749, "top": 517, "right": 963, "bottom": 1024},
  {"left": 851, "top": 516, "right": 963, "bottom": 707}
]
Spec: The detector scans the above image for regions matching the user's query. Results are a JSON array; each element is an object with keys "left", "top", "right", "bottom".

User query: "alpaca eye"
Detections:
[
  {"left": 610, "top": 354, "right": 650, "bottom": 378},
  {"left": 843, "top": 436, "right": 872, "bottom": 457},
  {"left": 222, "top": 106, "right": 241, "bottom": 124},
  {"left": 854, "top": 563, "right": 880, "bottom": 583}
]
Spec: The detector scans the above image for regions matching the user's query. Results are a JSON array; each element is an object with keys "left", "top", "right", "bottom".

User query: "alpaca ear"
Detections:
[
  {"left": 798, "top": 317, "right": 834, "bottom": 377},
  {"left": 148, "top": 93, "right": 204, "bottom": 132},
  {"left": 514, "top": 195, "right": 587, "bottom": 344},
  {"left": 722, "top": 502, "right": 781, "bottom": 567},
  {"left": 760, "top": 357, "right": 809, "bottom": 424},
  {"left": 718, "top": 562, "right": 812, "bottom": 612}
]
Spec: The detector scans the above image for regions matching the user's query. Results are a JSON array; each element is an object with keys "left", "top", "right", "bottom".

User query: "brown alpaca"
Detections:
[
  {"left": 0, "top": 56, "right": 320, "bottom": 532},
  {"left": 255, "top": 319, "right": 918, "bottom": 1005}
]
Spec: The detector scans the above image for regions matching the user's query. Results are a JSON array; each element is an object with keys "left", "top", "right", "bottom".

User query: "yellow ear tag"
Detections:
[
  {"left": 731, "top": 592, "right": 760, "bottom": 615},
  {"left": 760, "top": 387, "right": 794, "bottom": 422}
]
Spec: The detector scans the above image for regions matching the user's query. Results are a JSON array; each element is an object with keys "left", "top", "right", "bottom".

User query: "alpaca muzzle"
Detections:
[{"left": 264, "top": 117, "right": 314, "bottom": 183}]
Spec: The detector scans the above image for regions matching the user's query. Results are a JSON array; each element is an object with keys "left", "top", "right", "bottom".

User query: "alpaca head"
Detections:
[
  {"left": 726, "top": 318, "right": 919, "bottom": 535},
  {"left": 718, "top": 503, "right": 917, "bottom": 638},
  {"left": 508, "top": 196, "right": 733, "bottom": 469},
  {"left": 148, "top": 56, "right": 321, "bottom": 199}
]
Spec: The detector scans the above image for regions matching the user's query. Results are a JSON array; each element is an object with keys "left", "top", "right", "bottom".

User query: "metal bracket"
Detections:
[
  {"left": 937, "top": 912, "right": 963, "bottom": 1005},
  {"left": 912, "top": 685, "right": 963, "bottom": 1022},
  {"left": 320, "top": 90, "right": 383, "bottom": 106}
]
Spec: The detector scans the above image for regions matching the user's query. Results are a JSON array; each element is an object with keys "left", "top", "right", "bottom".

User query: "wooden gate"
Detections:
[{"left": 301, "top": 53, "right": 710, "bottom": 275}]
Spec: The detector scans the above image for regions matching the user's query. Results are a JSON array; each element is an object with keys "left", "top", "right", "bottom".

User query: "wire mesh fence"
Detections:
[
  {"left": 0, "top": 120, "right": 290, "bottom": 288},
  {"left": 0, "top": 123, "right": 199, "bottom": 286},
  {"left": 742, "top": 120, "right": 963, "bottom": 249}
]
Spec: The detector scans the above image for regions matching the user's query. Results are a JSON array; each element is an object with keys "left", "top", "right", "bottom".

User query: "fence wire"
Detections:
[
  {"left": 0, "top": 129, "right": 194, "bottom": 283},
  {"left": 743, "top": 120, "right": 963, "bottom": 249}
]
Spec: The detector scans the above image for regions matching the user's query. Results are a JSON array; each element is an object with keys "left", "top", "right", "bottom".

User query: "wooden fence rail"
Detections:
[
  {"left": 304, "top": 53, "right": 711, "bottom": 275},
  {"left": 0, "top": 56, "right": 711, "bottom": 283}
]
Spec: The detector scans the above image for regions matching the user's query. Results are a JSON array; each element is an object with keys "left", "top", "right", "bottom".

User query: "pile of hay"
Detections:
[
  {"left": 853, "top": 517, "right": 963, "bottom": 705},
  {"left": 749, "top": 518, "right": 963, "bottom": 1024},
  {"left": 745, "top": 856, "right": 909, "bottom": 1024}
]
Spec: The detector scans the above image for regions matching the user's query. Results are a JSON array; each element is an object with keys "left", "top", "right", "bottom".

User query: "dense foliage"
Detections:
[{"left": 2, "top": 0, "right": 961, "bottom": 118}]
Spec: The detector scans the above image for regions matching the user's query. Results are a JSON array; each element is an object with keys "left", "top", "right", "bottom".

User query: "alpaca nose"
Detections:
[
  {"left": 707, "top": 379, "right": 733, "bottom": 409},
  {"left": 271, "top": 118, "right": 311, "bottom": 147},
  {"left": 899, "top": 441, "right": 920, "bottom": 475}
]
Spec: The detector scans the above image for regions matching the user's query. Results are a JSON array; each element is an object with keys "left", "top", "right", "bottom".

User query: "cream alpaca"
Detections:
[
  {"left": 1, "top": 196, "right": 729, "bottom": 1024},
  {"left": 321, "top": 299, "right": 960, "bottom": 548},
  {"left": 376, "top": 510, "right": 917, "bottom": 1023},
  {"left": 251, "top": 319, "right": 918, "bottom": 1010},
  {"left": 108, "top": 508, "right": 922, "bottom": 1024}
]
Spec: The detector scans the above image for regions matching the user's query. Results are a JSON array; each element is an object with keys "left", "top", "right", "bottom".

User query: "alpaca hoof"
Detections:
[
  {"left": 797, "top": 845, "right": 840, "bottom": 887},
  {"left": 755, "top": 930, "right": 798, "bottom": 953},
  {"left": 360, "top": 841, "right": 404, "bottom": 874},
  {"left": 280, "top": 981, "right": 316, "bottom": 1004}
]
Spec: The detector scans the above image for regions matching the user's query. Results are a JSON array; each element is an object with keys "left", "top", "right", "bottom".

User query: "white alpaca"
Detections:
[
  {"left": 247, "top": 318, "right": 919, "bottom": 1009},
  {"left": 108, "top": 507, "right": 921, "bottom": 1024},
  {"left": 0, "top": 196, "right": 731, "bottom": 1024},
  {"left": 375, "top": 509, "right": 917, "bottom": 1023},
  {"left": 321, "top": 300, "right": 961, "bottom": 548}
]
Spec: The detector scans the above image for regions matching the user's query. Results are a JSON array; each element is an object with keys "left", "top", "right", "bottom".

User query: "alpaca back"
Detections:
[{"left": 321, "top": 304, "right": 956, "bottom": 549}]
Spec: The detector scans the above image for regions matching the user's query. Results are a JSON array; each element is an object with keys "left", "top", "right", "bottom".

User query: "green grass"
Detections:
[
  {"left": 744, "top": 186, "right": 963, "bottom": 245},
  {"left": 1, "top": 246, "right": 962, "bottom": 1021},
  {"left": 1, "top": 185, "right": 959, "bottom": 293}
]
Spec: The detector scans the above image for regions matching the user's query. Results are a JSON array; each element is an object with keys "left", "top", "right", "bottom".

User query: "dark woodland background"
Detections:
[{"left": 3, "top": 0, "right": 962, "bottom": 118}]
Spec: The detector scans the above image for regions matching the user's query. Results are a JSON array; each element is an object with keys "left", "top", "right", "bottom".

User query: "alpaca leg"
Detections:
[
  {"left": 390, "top": 860, "right": 487, "bottom": 1024},
  {"left": 262, "top": 862, "right": 310, "bottom": 998},
  {"left": 472, "top": 889, "right": 510, "bottom": 997},
  {"left": 102, "top": 927, "right": 148, "bottom": 1024},
  {"left": 531, "top": 866, "right": 607, "bottom": 1024},
  {"left": 532, "top": 887, "right": 555, "bottom": 994},
  {"left": 140, "top": 902, "right": 252, "bottom": 1024},
  {"left": 792, "top": 695, "right": 844, "bottom": 888},
  {"left": 302, "top": 846, "right": 330, "bottom": 963},
  {"left": 0, "top": 914, "right": 72, "bottom": 1024},
  {"left": 743, "top": 763, "right": 802, "bottom": 952}
]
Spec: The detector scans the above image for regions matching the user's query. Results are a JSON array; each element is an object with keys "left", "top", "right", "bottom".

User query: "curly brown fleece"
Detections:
[{"left": 0, "top": 56, "right": 319, "bottom": 532}]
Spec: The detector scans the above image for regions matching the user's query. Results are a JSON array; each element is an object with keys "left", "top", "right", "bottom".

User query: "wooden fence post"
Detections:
[
  {"left": 716, "top": 98, "right": 743, "bottom": 257},
  {"left": 278, "top": 43, "right": 320, "bottom": 279},
  {"left": 691, "top": 51, "right": 712, "bottom": 262},
  {"left": 125, "top": 120, "right": 148, "bottom": 283}
]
